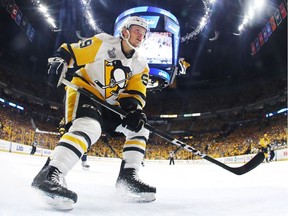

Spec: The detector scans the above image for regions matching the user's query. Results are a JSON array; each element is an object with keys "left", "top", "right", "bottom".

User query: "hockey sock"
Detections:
[
  {"left": 122, "top": 138, "right": 146, "bottom": 171},
  {"left": 50, "top": 132, "right": 88, "bottom": 175}
]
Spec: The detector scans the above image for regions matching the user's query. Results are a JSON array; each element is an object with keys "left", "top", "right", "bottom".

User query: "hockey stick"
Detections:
[
  {"left": 173, "top": 146, "right": 182, "bottom": 155},
  {"left": 35, "top": 128, "right": 60, "bottom": 136},
  {"left": 61, "top": 79, "right": 265, "bottom": 175},
  {"left": 104, "top": 141, "right": 122, "bottom": 159},
  {"left": 31, "top": 118, "right": 60, "bottom": 135},
  {"left": 31, "top": 118, "right": 37, "bottom": 131}
]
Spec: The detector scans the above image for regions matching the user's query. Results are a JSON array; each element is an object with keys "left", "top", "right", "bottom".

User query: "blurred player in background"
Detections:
[{"left": 259, "top": 134, "right": 270, "bottom": 163}]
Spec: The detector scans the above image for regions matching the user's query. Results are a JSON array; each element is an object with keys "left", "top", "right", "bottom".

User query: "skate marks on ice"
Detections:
[{"left": 0, "top": 151, "right": 287, "bottom": 216}]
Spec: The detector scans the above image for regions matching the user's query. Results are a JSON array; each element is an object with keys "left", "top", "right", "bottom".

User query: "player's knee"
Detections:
[
  {"left": 68, "top": 117, "right": 101, "bottom": 144},
  {"left": 126, "top": 127, "right": 150, "bottom": 141},
  {"left": 139, "top": 127, "right": 149, "bottom": 140}
]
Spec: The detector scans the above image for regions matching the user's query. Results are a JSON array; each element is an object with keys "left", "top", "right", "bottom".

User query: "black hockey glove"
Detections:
[
  {"left": 47, "top": 57, "right": 67, "bottom": 88},
  {"left": 122, "top": 109, "right": 147, "bottom": 132}
]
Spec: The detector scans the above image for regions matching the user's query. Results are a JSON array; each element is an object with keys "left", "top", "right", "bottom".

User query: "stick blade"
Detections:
[
  {"left": 231, "top": 152, "right": 265, "bottom": 175},
  {"left": 204, "top": 152, "right": 265, "bottom": 175}
]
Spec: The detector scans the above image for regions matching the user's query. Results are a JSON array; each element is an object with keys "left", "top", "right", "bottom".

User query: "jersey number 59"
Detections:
[{"left": 80, "top": 39, "right": 92, "bottom": 48}]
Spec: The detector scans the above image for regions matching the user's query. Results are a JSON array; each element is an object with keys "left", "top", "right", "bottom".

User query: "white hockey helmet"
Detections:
[
  {"left": 120, "top": 16, "right": 149, "bottom": 50},
  {"left": 121, "top": 16, "right": 149, "bottom": 33}
]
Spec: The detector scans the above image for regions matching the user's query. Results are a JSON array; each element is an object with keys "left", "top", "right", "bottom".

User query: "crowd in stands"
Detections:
[
  {"left": 1, "top": 102, "right": 286, "bottom": 160},
  {"left": 0, "top": 61, "right": 287, "bottom": 161},
  {"left": 0, "top": 106, "right": 60, "bottom": 149}
]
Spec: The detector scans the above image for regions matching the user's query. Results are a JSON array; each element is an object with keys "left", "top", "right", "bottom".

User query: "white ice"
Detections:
[{"left": 0, "top": 151, "right": 287, "bottom": 216}]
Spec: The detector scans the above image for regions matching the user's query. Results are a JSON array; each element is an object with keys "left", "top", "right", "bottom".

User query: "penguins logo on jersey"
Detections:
[{"left": 95, "top": 60, "right": 132, "bottom": 98}]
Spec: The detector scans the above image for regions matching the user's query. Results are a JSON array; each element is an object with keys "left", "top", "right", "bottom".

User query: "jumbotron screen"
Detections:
[
  {"left": 140, "top": 32, "right": 173, "bottom": 65},
  {"left": 114, "top": 6, "right": 180, "bottom": 67}
]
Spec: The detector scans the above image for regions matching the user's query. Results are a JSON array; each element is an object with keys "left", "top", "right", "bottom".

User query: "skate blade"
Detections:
[
  {"left": 33, "top": 188, "right": 75, "bottom": 211},
  {"left": 82, "top": 166, "right": 90, "bottom": 170},
  {"left": 117, "top": 188, "right": 156, "bottom": 203},
  {"left": 43, "top": 194, "right": 74, "bottom": 211}
]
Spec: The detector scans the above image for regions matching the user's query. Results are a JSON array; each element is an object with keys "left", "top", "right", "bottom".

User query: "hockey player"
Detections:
[
  {"left": 259, "top": 134, "right": 270, "bottom": 163},
  {"left": 81, "top": 152, "right": 90, "bottom": 170},
  {"left": 31, "top": 16, "right": 156, "bottom": 209}
]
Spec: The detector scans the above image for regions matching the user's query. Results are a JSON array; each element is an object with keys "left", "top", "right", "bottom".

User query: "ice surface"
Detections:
[{"left": 0, "top": 151, "right": 287, "bottom": 216}]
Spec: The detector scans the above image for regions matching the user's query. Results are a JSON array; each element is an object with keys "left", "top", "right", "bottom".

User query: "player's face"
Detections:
[{"left": 128, "top": 25, "right": 147, "bottom": 47}]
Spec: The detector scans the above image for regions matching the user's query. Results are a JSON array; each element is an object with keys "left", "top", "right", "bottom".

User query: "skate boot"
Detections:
[
  {"left": 116, "top": 160, "right": 156, "bottom": 202},
  {"left": 81, "top": 161, "right": 90, "bottom": 170},
  {"left": 31, "top": 158, "right": 77, "bottom": 210}
]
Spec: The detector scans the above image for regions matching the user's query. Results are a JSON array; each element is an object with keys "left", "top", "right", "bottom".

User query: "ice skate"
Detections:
[
  {"left": 31, "top": 158, "right": 77, "bottom": 211},
  {"left": 81, "top": 161, "right": 90, "bottom": 170},
  {"left": 116, "top": 160, "right": 156, "bottom": 203}
]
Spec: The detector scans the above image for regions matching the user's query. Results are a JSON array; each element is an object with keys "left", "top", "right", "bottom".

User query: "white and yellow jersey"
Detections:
[
  {"left": 259, "top": 137, "right": 270, "bottom": 148},
  {"left": 57, "top": 33, "right": 149, "bottom": 108}
]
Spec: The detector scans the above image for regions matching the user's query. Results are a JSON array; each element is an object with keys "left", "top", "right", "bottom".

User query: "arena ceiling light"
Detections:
[
  {"left": 237, "top": 0, "right": 266, "bottom": 34},
  {"left": 80, "top": 0, "right": 103, "bottom": 33},
  {"left": 181, "top": 0, "right": 215, "bottom": 42},
  {"left": 35, "top": 2, "right": 57, "bottom": 29}
]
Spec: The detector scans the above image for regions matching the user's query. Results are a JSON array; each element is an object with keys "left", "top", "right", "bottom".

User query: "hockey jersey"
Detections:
[
  {"left": 259, "top": 137, "right": 270, "bottom": 148},
  {"left": 56, "top": 33, "right": 149, "bottom": 108}
]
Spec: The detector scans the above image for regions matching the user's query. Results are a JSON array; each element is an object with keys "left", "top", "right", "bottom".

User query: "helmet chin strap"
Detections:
[{"left": 120, "top": 30, "right": 140, "bottom": 51}]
